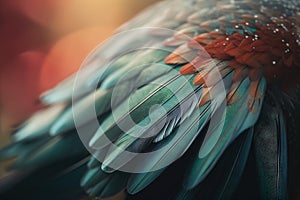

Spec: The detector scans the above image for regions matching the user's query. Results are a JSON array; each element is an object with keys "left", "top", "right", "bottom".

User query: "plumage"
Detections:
[
  {"left": 253, "top": 90, "right": 288, "bottom": 199},
  {"left": 0, "top": 0, "right": 299, "bottom": 199},
  {"left": 174, "top": 128, "right": 254, "bottom": 200}
]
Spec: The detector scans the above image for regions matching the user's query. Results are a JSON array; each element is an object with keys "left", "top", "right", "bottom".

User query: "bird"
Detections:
[{"left": 0, "top": 0, "right": 299, "bottom": 199}]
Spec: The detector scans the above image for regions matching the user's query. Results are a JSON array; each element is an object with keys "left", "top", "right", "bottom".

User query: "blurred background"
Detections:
[{"left": 0, "top": 0, "right": 159, "bottom": 148}]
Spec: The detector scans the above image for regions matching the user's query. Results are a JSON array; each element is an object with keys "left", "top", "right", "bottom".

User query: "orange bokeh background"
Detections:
[{"left": 0, "top": 0, "right": 158, "bottom": 145}]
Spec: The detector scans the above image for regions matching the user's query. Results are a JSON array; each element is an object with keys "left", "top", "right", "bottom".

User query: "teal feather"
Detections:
[
  {"left": 86, "top": 172, "right": 128, "bottom": 198},
  {"left": 86, "top": 50, "right": 139, "bottom": 87},
  {"left": 82, "top": 155, "right": 129, "bottom": 198},
  {"left": 253, "top": 90, "right": 288, "bottom": 199},
  {"left": 89, "top": 68, "right": 194, "bottom": 149},
  {"left": 40, "top": 65, "right": 98, "bottom": 104},
  {"left": 11, "top": 133, "right": 88, "bottom": 170},
  {"left": 50, "top": 50, "right": 172, "bottom": 135},
  {"left": 184, "top": 77, "right": 266, "bottom": 189},
  {"left": 50, "top": 88, "right": 110, "bottom": 135},
  {"left": 175, "top": 128, "right": 253, "bottom": 200},
  {"left": 0, "top": 137, "right": 49, "bottom": 161},
  {"left": 87, "top": 154, "right": 103, "bottom": 169},
  {"left": 100, "top": 75, "right": 204, "bottom": 172},
  {"left": 215, "top": 129, "right": 254, "bottom": 199},
  {"left": 126, "top": 102, "right": 211, "bottom": 194},
  {"left": 13, "top": 103, "right": 66, "bottom": 141},
  {"left": 81, "top": 166, "right": 109, "bottom": 189},
  {"left": 205, "top": 128, "right": 254, "bottom": 199},
  {"left": 127, "top": 168, "right": 165, "bottom": 195},
  {"left": 100, "top": 49, "right": 171, "bottom": 89}
]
